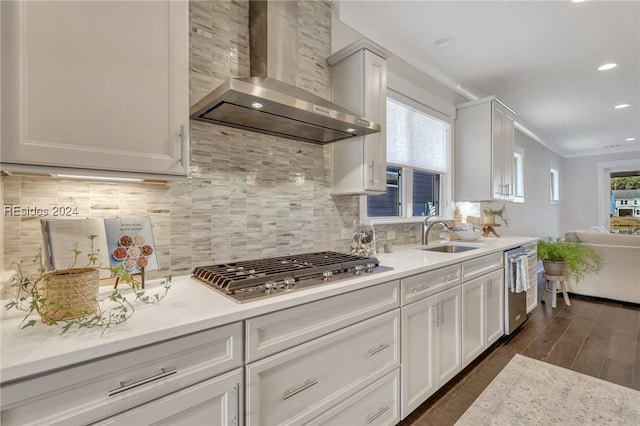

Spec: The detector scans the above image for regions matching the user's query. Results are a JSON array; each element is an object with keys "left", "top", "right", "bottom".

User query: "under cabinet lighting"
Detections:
[
  {"left": 614, "top": 104, "right": 630, "bottom": 109},
  {"left": 626, "top": 138, "right": 637, "bottom": 142},
  {"left": 53, "top": 174, "right": 144, "bottom": 182},
  {"left": 597, "top": 63, "right": 617, "bottom": 71}
]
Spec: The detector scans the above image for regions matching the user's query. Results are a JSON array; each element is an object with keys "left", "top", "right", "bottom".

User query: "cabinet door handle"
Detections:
[
  {"left": 282, "top": 378, "right": 318, "bottom": 400},
  {"left": 233, "top": 382, "right": 240, "bottom": 424},
  {"left": 367, "top": 405, "right": 390, "bottom": 424},
  {"left": 369, "top": 161, "right": 375, "bottom": 184},
  {"left": 412, "top": 285, "right": 430, "bottom": 293},
  {"left": 432, "top": 303, "right": 438, "bottom": 327},
  {"left": 439, "top": 301, "right": 444, "bottom": 324},
  {"left": 179, "top": 124, "right": 187, "bottom": 168},
  {"left": 107, "top": 367, "right": 177, "bottom": 397},
  {"left": 367, "top": 343, "right": 391, "bottom": 356}
]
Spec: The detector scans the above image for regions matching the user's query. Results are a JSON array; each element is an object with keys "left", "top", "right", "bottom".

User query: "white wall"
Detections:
[{"left": 499, "top": 130, "right": 564, "bottom": 239}]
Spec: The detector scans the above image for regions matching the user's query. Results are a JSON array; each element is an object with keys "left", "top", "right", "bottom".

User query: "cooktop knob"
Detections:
[
  {"left": 283, "top": 277, "right": 296, "bottom": 289},
  {"left": 366, "top": 263, "right": 376, "bottom": 273},
  {"left": 322, "top": 270, "right": 333, "bottom": 281},
  {"left": 354, "top": 265, "right": 365, "bottom": 275},
  {"left": 264, "top": 281, "right": 277, "bottom": 294}
]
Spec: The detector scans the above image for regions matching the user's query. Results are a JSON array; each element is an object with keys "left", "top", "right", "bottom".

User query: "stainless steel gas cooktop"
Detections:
[{"left": 192, "top": 251, "right": 392, "bottom": 303}]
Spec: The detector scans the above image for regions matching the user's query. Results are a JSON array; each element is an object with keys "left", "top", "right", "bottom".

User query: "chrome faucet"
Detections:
[{"left": 422, "top": 219, "right": 454, "bottom": 245}]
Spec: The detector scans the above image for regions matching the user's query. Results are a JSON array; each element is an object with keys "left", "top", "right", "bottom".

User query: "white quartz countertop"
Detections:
[{"left": 0, "top": 235, "right": 536, "bottom": 383}]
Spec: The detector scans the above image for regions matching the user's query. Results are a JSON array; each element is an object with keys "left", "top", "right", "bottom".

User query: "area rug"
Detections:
[{"left": 456, "top": 354, "right": 640, "bottom": 425}]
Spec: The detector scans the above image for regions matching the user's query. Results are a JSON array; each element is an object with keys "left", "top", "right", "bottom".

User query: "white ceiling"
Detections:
[{"left": 335, "top": 0, "right": 640, "bottom": 158}]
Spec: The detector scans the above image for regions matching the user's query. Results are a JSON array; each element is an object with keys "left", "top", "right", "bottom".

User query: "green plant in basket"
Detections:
[
  {"left": 537, "top": 238, "right": 602, "bottom": 284},
  {"left": 4, "top": 235, "right": 171, "bottom": 335}
]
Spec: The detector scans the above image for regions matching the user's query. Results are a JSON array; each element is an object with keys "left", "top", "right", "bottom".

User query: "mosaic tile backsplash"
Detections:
[{"left": 2, "top": 1, "right": 422, "bottom": 279}]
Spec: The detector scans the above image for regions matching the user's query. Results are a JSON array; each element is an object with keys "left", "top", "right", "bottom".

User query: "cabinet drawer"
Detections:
[
  {"left": 246, "top": 309, "right": 400, "bottom": 426},
  {"left": 400, "top": 265, "right": 461, "bottom": 305},
  {"left": 246, "top": 280, "right": 399, "bottom": 362},
  {"left": 306, "top": 369, "right": 400, "bottom": 426},
  {"left": 1, "top": 322, "right": 242, "bottom": 426},
  {"left": 92, "top": 368, "right": 243, "bottom": 426},
  {"left": 462, "top": 252, "right": 503, "bottom": 281}
]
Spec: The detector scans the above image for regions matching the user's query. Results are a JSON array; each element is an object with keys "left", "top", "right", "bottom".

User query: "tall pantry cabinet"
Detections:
[
  {"left": 0, "top": 1, "right": 189, "bottom": 177},
  {"left": 455, "top": 97, "right": 516, "bottom": 201},
  {"left": 328, "top": 39, "right": 391, "bottom": 195}
]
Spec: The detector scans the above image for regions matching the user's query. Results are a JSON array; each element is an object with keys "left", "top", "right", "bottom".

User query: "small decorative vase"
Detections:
[
  {"left": 484, "top": 214, "right": 496, "bottom": 225},
  {"left": 36, "top": 268, "right": 100, "bottom": 323},
  {"left": 543, "top": 260, "right": 567, "bottom": 276}
]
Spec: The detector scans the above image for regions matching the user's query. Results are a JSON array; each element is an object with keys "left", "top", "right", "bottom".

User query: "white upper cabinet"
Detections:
[
  {"left": 455, "top": 97, "right": 516, "bottom": 201},
  {"left": 0, "top": 1, "right": 189, "bottom": 177},
  {"left": 328, "top": 39, "right": 390, "bottom": 195}
]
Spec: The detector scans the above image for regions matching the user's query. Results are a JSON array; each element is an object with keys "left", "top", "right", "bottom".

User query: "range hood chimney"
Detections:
[{"left": 189, "top": 1, "right": 380, "bottom": 144}]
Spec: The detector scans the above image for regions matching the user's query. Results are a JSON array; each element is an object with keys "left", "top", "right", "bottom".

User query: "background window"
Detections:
[
  {"left": 365, "top": 96, "right": 450, "bottom": 221},
  {"left": 513, "top": 150, "right": 524, "bottom": 202},
  {"left": 550, "top": 168, "right": 560, "bottom": 203}
]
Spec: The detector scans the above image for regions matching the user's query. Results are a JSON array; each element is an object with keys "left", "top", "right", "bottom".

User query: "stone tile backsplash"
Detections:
[{"left": 2, "top": 0, "right": 422, "bottom": 279}]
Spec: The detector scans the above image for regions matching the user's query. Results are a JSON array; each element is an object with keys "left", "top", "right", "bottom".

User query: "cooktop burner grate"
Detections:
[{"left": 192, "top": 251, "right": 389, "bottom": 303}]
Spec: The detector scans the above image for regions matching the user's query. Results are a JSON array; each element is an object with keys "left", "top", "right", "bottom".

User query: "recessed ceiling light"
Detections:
[
  {"left": 435, "top": 36, "right": 455, "bottom": 48},
  {"left": 626, "top": 137, "right": 637, "bottom": 142},
  {"left": 571, "top": 0, "right": 586, "bottom": 3},
  {"left": 614, "top": 104, "right": 630, "bottom": 109},
  {"left": 598, "top": 63, "right": 617, "bottom": 71},
  {"left": 250, "top": 101, "right": 264, "bottom": 109}
]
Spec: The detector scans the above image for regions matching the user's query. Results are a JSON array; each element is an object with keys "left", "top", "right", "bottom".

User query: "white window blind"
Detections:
[{"left": 386, "top": 98, "right": 447, "bottom": 173}]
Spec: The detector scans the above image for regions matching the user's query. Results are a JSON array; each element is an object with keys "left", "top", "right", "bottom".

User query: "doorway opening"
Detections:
[{"left": 610, "top": 171, "right": 640, "bottom": 234}]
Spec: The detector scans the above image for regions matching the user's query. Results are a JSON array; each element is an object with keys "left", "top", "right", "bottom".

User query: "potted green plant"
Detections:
[
  {"left": 537, "top": 238, "right": 603, "bottom": 283},
  {"left": 483, "top": 204, "right": 510, "bottom": 226}
]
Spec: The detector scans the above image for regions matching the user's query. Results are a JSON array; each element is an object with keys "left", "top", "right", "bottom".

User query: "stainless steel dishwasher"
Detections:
[{"left": 504, "top": 246, "right": 528, "bottom": 334}]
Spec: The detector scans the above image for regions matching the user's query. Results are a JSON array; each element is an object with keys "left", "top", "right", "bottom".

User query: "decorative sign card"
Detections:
[{"left": 41, "top": 216, "right": 159, "bottom": 278}]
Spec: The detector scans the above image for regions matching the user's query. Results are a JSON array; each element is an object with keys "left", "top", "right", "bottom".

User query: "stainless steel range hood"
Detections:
[{"left": 189, "top": 1, "right": 380, "bottom": 144}]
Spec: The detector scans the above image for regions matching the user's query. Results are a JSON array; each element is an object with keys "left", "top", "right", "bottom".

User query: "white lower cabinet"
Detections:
[
  {"left": 524, "top": 243, "right": 539, "bottom": 313},
  {"left": 245, "top": 309, "right": 400, "bottom": 426},
  {"left": 0, "top": 322, "right": 243, "bottom": 426},
  {"left": 461, "top": 269, "right": 505, "bottom": 367},
  {"left": 306, "top": 369, "right": 400, "bottom": 426},
  {"left": 93, "top": 368, "right": 243, "bottom": 426},
  {"left": 400, "top": 285, "right": 461, "bottom": 419}
]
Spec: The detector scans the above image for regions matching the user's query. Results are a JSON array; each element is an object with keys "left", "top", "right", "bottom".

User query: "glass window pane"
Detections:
[
  {"left": 387, "top": 98, "right": 447, "bottom": 172},
  {"left": 367, "top": 166, "right": 401, "bottom": 217},
  {"left": 412, "top": 170, "right": 439, "bottom": 217}
]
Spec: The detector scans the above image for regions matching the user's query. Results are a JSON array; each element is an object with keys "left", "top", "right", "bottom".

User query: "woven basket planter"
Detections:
[{"left": 36, "top": 268, "right": 100, "bottom": 323}]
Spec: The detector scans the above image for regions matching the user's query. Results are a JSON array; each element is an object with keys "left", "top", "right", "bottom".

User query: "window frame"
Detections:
[{"left": 359, "top": 90, "right": 453, "bottom": 224}]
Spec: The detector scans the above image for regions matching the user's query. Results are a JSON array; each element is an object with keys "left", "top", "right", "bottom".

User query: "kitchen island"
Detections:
[{"left": 1, "top": 235, "right": 536, "bottom": 425}]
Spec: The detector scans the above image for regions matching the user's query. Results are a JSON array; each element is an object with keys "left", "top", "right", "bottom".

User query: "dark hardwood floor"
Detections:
[{"left": 402, "top": 278, "right": 640, "bottom": 426}]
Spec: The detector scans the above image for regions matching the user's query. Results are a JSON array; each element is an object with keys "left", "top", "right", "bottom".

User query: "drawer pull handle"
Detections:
[
  {"left": 108, "top": 368, "right": 177, "bottom": 397},
  {"left": 444, "top": 275, "right": 458, "bottom": 282},
  {"left": 412, "top": 285, "right": 430, "bottom": 293},
  {"left": 367, "top": 405, "right": 390, "bottom": 423},
  {"left": 367, "top": 343, "right": 391, "bottom": 356},
  {"left": 282, "top": 378, "right": 318, "bottom": 400}
]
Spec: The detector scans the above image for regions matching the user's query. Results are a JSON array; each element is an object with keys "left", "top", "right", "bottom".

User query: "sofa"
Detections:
[{"left": 564, "top": 229, "right": 640, "bottom": 304}]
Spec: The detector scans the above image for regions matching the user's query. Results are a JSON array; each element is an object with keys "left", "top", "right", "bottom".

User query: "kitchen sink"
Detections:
[{"left": 419, "top": 244, "right": 480, "bottom": 253}]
